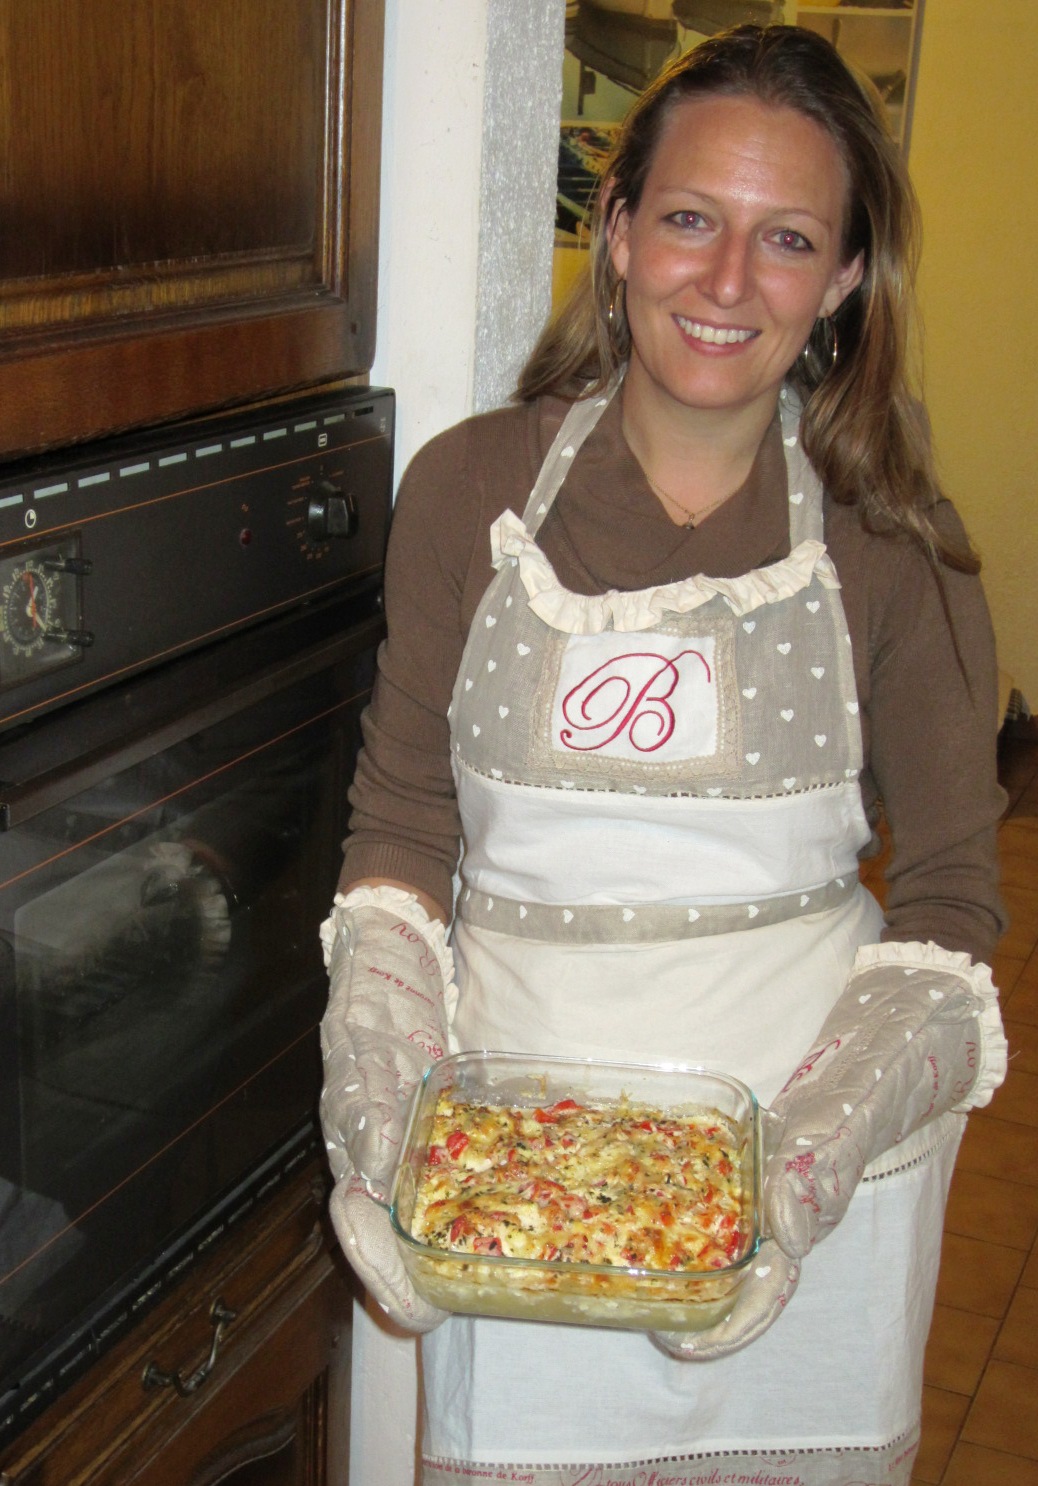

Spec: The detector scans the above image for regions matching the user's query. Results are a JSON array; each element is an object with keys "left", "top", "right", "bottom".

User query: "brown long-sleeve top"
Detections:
[{"left": 342, "top": 393, "right": 1007, "bottom": 964}]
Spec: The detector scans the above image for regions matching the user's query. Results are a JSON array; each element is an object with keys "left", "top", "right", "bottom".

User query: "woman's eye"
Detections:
[
  {"left": 772, "top": 228, "right": 813, "bottom": 252},
  {"left": 667, "top": 210, "right": 707, "bottom": 230}
]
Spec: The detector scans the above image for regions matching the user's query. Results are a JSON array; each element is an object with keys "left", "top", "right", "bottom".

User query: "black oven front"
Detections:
[{"left": 0, "top": 389, "right": 392, "bottom": 1444}]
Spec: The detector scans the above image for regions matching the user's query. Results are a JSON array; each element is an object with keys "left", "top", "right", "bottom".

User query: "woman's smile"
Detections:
[{"left": 673, "top": 315, "right": 760, "bottom": 347}]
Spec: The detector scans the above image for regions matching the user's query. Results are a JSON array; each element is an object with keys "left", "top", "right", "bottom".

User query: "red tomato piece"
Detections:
[
  {"left": 445, "top": 1129, "right": 469, "bottom": 1159},
  {"left": 534, "top": 1098, "right": 580, "bottom": 1124},
  {"left": 472, "top": 1236, "right": 503, "bottom": 1256}
]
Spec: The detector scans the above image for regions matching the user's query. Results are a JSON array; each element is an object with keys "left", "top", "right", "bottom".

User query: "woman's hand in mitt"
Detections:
[
  {"left": 651, "top": 1238, "right": 800, "bottom": 1361},
  {"left": 319, "top": 885, "right": 457, "bottom": 1332},
  {"left": 765, "top": 941, "right": 1006, "bottom": 1261}
]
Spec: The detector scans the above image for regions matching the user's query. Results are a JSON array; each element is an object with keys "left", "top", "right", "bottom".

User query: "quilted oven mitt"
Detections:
[
  {"left": 765, "top": 940, "right": 1006, "bottom": 1261},
  {"left": 653, "top": 940, "right": 1005, "bottom": 1361},
  {"left": 320, "top": 885, "right": 458, "bottom": 1333},
  {"left": 650, "top": 1238, "right": 802, "bottom": 1362}
]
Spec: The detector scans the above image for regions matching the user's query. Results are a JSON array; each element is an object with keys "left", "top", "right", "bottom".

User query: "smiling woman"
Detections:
[
  {"left": 322, "top": 23, "right": 1007, "bottom": 1486},
  {"left": 521, "top": 22, "right": 977, "bottom": 572},
  {"left": 605, "top": 93, "right": 864, "bottom": 520}
]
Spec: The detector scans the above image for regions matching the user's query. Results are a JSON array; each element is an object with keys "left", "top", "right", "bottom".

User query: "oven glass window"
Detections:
[{"left": 0, "top": 640, "right": 370, "bottom": 1427}]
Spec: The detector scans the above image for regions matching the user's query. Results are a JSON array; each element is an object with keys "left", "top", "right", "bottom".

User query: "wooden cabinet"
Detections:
[
  {"left": 0, "top": 1163, "right": 354, "bottom": 1486},
  {"left": 0, "top": 6, "right": 376, "bottom": 1475},
  {"left": 0, "top": 0, "right": 384, "bottom": 458}
]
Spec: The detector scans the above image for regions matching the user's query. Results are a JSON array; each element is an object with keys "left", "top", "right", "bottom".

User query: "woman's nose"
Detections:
[{"left": 700, "top": 231, "right": 752, "bottom": 306}]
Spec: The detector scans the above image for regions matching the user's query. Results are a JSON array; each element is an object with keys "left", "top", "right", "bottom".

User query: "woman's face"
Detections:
[{"left": 608, "top": 93, "right": 864, "bottom": 426}]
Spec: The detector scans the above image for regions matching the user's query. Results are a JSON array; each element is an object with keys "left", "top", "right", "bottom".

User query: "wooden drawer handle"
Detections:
[{"left": 142, "top": 1299, "right": 238, "bottom": 1398}]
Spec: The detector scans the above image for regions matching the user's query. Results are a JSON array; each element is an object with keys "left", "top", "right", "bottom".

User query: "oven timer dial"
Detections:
[
  {"left": 306, "top": 478, "right": 358, "bottom": 544},
  {"left": 0, "top": 541, "right": 94, "bottom": 692}
]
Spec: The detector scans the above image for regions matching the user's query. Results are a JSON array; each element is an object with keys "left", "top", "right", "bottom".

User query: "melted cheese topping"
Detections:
[{"left": 410, "top": 1095, "right": 747, "bottom": 1273}]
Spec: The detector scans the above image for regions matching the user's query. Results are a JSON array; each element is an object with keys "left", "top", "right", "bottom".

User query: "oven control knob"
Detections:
[
  {"left": 44, "top": 627, "right": 95, "bottom": 648},
  {"left": 307, "top": 480, "right": 358, "bottom": 543}
]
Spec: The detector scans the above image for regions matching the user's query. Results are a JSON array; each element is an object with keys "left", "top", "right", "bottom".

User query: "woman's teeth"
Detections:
[{"left": 676, "top": 317, "right": 756, "bottom": 345}]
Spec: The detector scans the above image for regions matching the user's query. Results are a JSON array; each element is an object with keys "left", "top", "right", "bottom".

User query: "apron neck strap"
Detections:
[
  {"left": 520, "top": 381, "right": 824, "bottom": 549},
  {"left": 520, "top": 385, "right": 617, "bottom": 536},
  {"left": 778, "top": 389, "right": 825, "bottom": 545}
]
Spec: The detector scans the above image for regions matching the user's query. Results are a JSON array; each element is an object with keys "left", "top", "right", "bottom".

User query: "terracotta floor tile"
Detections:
[
  {"left": 987, "top": 1068, "right": 1038, "bottom": 1128},
  {"left": 861, "top": 874, "right": 888, "bottom": 911},
  {"left": 998, "top": 824, "right": 1038, "bottom": 889},
  {"left": 957, "top": 1113, "right": 1038, "bottom": 1187},
  {"left": 994, "top": 1285, "right": 1038, "bottom": 1369},
  {"left": 944, "top": 1167, "right": 1038, "bottom": 1251},
  {"left": 916, "top": 1385, "right": 971, "bottom": 1482},
  {"left": 1005, "top": 953, "right": 1038, "bottom": 1025},
  {"left": 1021, "top": 1246, "right": 1038, "bottom": 1289},
  {"left": 934, "top": 1232, "right": 1025, "bottom": 1317},
  {"left": 963, "top": 1359, "right": 1038, "bottom": 1457},
  {"left": 942, "top": 1441, "right": 1038, "bottom": 1485},
  {"left": 924, "top": 1303, "right": 999, "bottom": 1393},
  {"left": 1006, "top": 1019, "right": 1038, "bottom": 1075},
  {"left": 996, "top": 956, "right": 1028, "bottom": 998},
  {"left": 998, "top": 885, "right": 1038, "bottom": 961},
  {"left": 1001, "top": 811, "right": 1038, "bottom": 840},
  {"left": 913, "top": 738, "right": 1038, "bottom": 1475}
]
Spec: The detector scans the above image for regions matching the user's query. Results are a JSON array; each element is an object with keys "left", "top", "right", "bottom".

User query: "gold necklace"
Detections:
[{"left": 643, "top": 471, "right": 731, "bottom": 530}]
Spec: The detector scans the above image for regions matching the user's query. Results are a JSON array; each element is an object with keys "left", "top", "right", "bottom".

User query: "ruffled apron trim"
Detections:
[
  {"left": 322, "top": 883, "right": 460, "bottom": 1025},
  {"left": 852, "top": 938, "right": 1008, "bottom": 1112},
  {"left": 490, "top": 508, "right": 840, "bottom": 634},
  {"left": 456, "top": 875, "right": 856, "bottom": 942}
]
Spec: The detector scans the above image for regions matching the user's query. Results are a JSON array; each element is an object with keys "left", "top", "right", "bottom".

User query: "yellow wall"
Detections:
[{"left": 909, "top": 0, "right": 1038, "bottom": 705}]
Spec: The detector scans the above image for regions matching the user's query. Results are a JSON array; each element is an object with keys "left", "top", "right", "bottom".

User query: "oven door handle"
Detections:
[{"left": 0, "top": 612, "right": 384, "bottom": 829}]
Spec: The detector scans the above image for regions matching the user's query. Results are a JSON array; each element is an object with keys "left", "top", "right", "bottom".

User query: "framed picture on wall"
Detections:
[{"left": 793, "top": 0, "right": 924, "bottom": 147}]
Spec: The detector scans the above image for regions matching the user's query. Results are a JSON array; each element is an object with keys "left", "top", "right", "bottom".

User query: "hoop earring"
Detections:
[
  {"left": 608, "top": 279, "right": 626, "bottom": 337},
  {"left": 800, "top": 316, "right": 839, "bottom": 372}
]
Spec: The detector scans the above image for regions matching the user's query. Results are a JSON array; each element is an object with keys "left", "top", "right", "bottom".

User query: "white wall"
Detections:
[
  {"left": 354, "top": 8, "right": 565, "bottom": 1482},
  {"left": 372, "top": 0, "right": 566, "bottom": 486}
]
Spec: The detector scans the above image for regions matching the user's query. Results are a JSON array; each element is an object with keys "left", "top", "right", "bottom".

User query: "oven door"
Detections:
[{"left": 0, "top": 590, "right": 381, "bottom": 1439}]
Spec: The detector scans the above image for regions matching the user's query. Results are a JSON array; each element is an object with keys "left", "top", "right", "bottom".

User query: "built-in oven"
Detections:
[{"left": 0, "top": 387, "right": 393, "bottom": 1445}]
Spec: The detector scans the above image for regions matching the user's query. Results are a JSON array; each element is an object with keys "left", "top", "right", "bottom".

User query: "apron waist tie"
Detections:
[{"left": 456, "top": 875, "right": 857, "bottom": 942}]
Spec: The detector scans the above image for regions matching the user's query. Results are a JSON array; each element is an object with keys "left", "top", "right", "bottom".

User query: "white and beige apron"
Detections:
[{"left": 356, "top": 388, "right": 963, "bottom": 1486}]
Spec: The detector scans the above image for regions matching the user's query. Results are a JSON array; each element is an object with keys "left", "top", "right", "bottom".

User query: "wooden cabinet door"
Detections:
[{"left": 0, "top": 0, "right": 383, "bottom": 458}]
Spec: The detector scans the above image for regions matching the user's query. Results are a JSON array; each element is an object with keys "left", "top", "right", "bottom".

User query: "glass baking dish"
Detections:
[{"left": 389, "top": 1051, "right": 763, "bottom": 1332}]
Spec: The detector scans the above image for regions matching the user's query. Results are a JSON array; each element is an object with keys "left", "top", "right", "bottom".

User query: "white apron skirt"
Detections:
[{"left": 424, "top": 890, "right": 963, "bottom": 1475}]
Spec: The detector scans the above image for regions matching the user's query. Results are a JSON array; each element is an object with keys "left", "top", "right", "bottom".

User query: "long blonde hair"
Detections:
[{"left": 518, "top": 24, "right": 977, "bottom": 573}]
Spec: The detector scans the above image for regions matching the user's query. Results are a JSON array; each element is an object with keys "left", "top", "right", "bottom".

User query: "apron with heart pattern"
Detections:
[{"left": 410, "top": 387, "right": 960, "bottom": 1486}]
